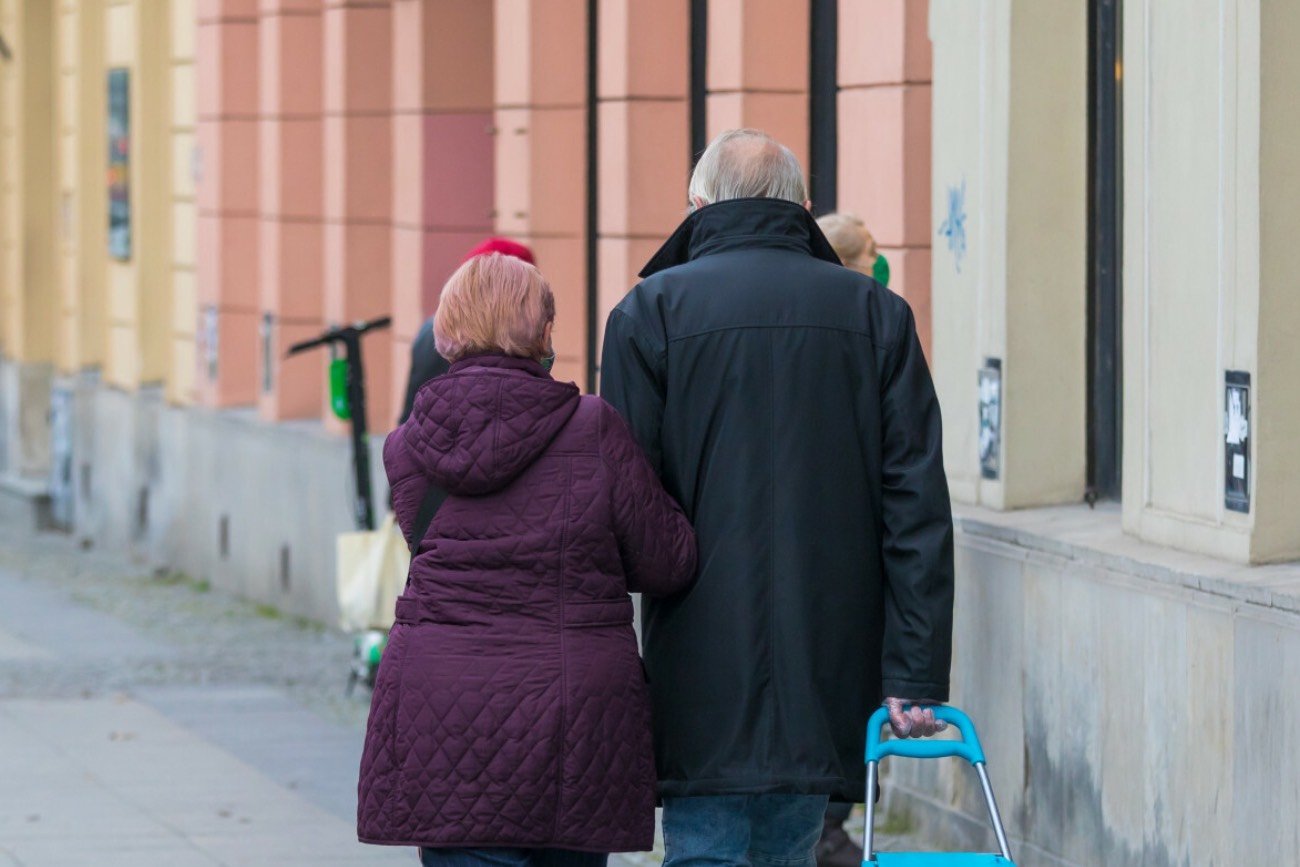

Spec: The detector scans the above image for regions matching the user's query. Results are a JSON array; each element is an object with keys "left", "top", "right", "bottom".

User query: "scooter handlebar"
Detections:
[{"left": 285, "top": 316, "right": 392, "bottom": 357}]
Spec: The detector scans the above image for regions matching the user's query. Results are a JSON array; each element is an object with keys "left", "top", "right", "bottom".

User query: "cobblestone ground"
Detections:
[
  {"left": 0, "top": 522, "right": 368, "bottom": 728},
  {"left": 0, "top": 519, "right": 934, "bottom": 866}
]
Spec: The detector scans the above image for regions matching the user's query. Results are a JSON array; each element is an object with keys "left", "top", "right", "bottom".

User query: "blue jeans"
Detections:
[
  {"left": 662, "top": 795, "right": 831, "bottom": 867},
  {"left": 419, "top": 848, "right": 607, "bottom": 867}
]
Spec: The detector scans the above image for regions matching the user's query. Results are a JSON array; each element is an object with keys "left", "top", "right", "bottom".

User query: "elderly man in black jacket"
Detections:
[{"left": 600, "top": 129, "right": 955, "bottom": 867}]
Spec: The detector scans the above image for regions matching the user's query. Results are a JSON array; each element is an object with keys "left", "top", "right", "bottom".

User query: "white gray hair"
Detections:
[{"left": 687, "top": 129, "right": 808, "bottom": 208}]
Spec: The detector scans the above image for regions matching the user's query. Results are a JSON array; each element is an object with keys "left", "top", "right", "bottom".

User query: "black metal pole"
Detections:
[
  {"left": 809, "top": 0, "right": 839, "bottom": 214},
  {"left": 689, "top": 0, "right": 708, "bottom": 168},
  {"left": 344, "top": 331, "right": 375, "bottom": 531},
  {"left": 585, "top": 0, "right": 600, "bottom": 394}
]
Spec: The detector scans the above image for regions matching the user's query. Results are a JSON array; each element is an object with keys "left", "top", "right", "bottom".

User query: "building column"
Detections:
[
  {"left": 389, "top": 0, "right": 495, "bottom": 417},
  {"left": 706, "top": 0, "right": 809, "bottom": 168},
  {"left": 595, "top": 0, "right": 690, "bottom": 373},
  {"left": 97, "top": 0, "right": 173, "bottom": 389},
  {"left": 929, "top": 0, "right": 1087, "bottom": 509},
  {"left": 1255, "top": 0, "right": 1300, "bottom": 562},
  {"left": 55, "top": 0, "right": 108, "bottom": 375},
  {"left": 258, "top": 0, "right": 325, "bottom": 420},
  {"left": 169, "top": 0, "right": 197, "bottom": 404},
  {"left": 196, "top": 0, "right": 259, "bottom": 406},
  {"left": 0, "top": 0, "right": 57, "bottom": 366},
  {"left": 319, "top": 0, "right": 393, "bottom": 428},
  {"left": 836, "top": 0, "right": 931, "bottom": 356},
  {"left": 0, "top": 0, "right": 59, "bottom": 480},
  {"left": 1122, "top": 0, "right": 1300, "bottom": 563},
  {"left": 493, "top": 0, "right": 588, "bottom": 387}
]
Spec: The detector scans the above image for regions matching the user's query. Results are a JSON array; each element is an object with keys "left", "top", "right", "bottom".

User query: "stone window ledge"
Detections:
[{"left": 954, "top": 503, "right": 1300, "bottom": 617}]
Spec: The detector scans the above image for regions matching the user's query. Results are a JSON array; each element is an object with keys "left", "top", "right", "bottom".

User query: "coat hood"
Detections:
[
  {"left": 639, "top": 197, "right": 842, "bottom": 278},
  {"left": 405, "top": 354, "right": 580, "bottom": 496}
]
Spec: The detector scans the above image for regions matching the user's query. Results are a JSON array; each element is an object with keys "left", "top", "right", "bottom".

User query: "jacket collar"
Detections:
[
  {"left": 639, "top": 197, "right": 842, "bottom": 278},
  {"left": 448, "top": 353, "right": 552, "bottom": 380}
]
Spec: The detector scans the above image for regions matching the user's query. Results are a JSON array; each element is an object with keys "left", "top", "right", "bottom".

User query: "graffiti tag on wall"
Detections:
[{"left": 938, "top": 178, "right": 967, "bottom": 274}]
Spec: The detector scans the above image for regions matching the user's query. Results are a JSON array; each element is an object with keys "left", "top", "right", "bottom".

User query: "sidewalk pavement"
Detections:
[
  {"left": 0, "top": 528, "right": 412, "bottom": 866},
  {"left": 0, "top": 520, "right": 922, "bottom": 867}
]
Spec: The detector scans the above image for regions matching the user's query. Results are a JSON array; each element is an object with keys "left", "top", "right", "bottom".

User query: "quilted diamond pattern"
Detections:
[{"left": 358, "top": 355, "right": 697, "bottom": 852}]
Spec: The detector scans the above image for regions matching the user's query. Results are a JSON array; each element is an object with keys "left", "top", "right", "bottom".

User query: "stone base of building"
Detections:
[
  {"left": 881, "top": 505, "right": 1300, "bottom": 867},
  {"left": 0, "top": 472, "right": 55, "bottom": 533},
  {"left": 1, "top": 356, "right": 386, "bottom": 626}
]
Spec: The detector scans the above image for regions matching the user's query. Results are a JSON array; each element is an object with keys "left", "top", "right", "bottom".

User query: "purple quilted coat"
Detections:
[{"left": 358, "top": 354, "right": 697, "bottom": 853}]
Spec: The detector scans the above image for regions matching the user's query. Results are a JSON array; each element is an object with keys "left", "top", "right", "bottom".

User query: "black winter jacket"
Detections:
[{"left": 599, "top": 198, "right": 954, "bottom": 801}]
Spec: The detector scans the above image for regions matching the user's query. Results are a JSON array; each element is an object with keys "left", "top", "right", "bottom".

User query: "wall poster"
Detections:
[
  {"left": 1225, "top": 370, "right": 1250, "bottom": 513},
  {"left": 107, "top": 68, "right": 131, "bottom": 261},
  {"left": 978, "top": 358, "right": 1002, "bottom": 480}
]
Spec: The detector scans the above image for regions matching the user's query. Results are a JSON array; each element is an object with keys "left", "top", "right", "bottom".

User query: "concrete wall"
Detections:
[
  {"left": 882, "top": 505, "right": 1300, "bottom": 866},
  {"left": 67, "top": 366, "right": 386, "bottom": 624}
]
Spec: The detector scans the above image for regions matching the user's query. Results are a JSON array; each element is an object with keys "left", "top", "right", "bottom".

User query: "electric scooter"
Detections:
[{"left": 286, "top": 316, "right": 392, "bottom": 693}]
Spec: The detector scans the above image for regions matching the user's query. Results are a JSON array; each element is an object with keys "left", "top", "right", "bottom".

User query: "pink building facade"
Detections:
[{"left": 197, "top": 0, "right": 933, "bottom": 425}]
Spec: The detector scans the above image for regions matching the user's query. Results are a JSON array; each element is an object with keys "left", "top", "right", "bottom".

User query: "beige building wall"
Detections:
[
  {"left": 929, "top": 0, "right": 1088, "bottom": 510},
  {"left": 103, "top": 0, "right": 172, "bottom": 389},
  {"left": 1122, "top": 0, "right": 1300, "bottom": 563},
  {"left": 1255, "top": 0, "right": 1300, "bottom": 562},
  {"left": 55, "top": 0, "right": 108, "bottom": 374},
  {"left": 0, "top": 0, "right": 59, "bottom": 365},
  {"left": 170, "top": 0, "right": 197, "bottom": 404},
  {"left": 0, "top": 0, "right": 19, "bottom": 358}
]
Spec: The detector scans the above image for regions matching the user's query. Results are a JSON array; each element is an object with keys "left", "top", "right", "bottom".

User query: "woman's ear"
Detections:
[{"left": 543, "top": 320, "right": 554, "bottom": 351}]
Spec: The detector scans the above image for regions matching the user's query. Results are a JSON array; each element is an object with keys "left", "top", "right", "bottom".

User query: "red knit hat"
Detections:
[{"left": 463, "top": 237, "right": 536, "bottom": 265}]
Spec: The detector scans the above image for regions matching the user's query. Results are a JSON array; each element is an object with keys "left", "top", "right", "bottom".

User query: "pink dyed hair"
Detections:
[{"left": 433, "top": 253, "right": 555, "bottom": 362}]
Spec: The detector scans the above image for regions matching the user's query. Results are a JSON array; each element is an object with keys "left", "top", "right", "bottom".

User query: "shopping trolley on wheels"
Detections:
[{"left": 863, "top": 705, "right": 1016, "bottom": 866}]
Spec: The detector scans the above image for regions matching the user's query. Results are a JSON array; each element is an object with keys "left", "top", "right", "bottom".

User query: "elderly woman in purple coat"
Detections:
[{"left": 358, "top": 252, "right": 697, "bottom": 867}]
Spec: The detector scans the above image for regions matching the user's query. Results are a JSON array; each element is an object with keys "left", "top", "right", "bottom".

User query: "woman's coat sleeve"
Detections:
[{"left": 600, "top": 403, "right": 697, "bottom": 598}]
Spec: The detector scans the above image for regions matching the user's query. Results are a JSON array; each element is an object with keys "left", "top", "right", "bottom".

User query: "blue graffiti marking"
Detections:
[{"left": 937, "top": 178, "right": 968, "bottom": 274}]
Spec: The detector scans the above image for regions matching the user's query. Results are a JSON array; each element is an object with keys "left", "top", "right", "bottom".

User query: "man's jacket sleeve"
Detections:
[
  {"left": 599, "top": 303, "right": 667, "bottom": 475},
  {"left": 878, "top": 305, "right": 955, "bottom": 701}
]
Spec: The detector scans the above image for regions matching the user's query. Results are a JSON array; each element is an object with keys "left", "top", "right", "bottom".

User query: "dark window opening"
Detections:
[
  {"left": 1087, "top": 0, "right": 1123, "bottom": 502},
  {"left": 809, "top": 0, "right": 838, "bottom": 214}
]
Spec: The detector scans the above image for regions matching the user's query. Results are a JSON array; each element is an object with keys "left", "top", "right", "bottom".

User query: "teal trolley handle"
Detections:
[
  {"left": 862, "top": 704, "right": 1013, "bottom": 863},
  {"left": 866, "top": 705, "right": 986, "bottom": 764}
]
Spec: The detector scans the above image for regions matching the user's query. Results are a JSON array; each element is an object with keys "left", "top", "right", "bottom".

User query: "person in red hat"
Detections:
[{"left": 398, "top": 237, "right": 537, "bottom": 423}]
